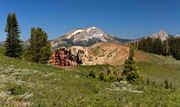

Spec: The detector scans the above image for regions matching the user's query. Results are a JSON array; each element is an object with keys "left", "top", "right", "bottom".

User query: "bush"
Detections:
[
  {"left": 88, "top": 71, "right": 96, "bottom": 78},
  {"left": 146, "top": 78, "right": 150, "bottom": 85},
  {"left": 99, "top": 72, "right": 104, "bottom": 80},
  {"left": 164, "top": 79, "right": 169, "bottom": 89},
  {"left": 87, "top": 67, "right": 122, "bottom": 82}
]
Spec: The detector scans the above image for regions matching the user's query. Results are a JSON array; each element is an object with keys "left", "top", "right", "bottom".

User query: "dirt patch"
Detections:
[
  {"left": 89, "top": 42, "right": 130, "bottom": 65},
  {"left": 135, "top": 51, "right": 151, "bottom": 62}
]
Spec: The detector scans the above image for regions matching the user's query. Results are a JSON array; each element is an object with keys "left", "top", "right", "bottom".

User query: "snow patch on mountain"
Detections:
[
  {"left": 65, "top": 27, "right": 108, "bottom": 42},
  {"left": 87, "top": 27, "right": 96, "bottom": 33},
  {"left": 71, "top": 29, "right": 84, "bottom": 36},
  {"left": 51, "top": 26, "right": 130, "bottom": 48}
]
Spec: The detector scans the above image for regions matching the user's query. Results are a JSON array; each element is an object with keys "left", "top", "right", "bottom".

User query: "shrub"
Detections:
[
  {"left": 146, "top": 78, "right": 150, "bottom": 85},
  {"left": 103, "top": 75, "right": 111, "bottom": 82},
  {"left": 88, "top": 68, "right": 122, "bottom": 82},
  {"left": 164, "top": 79, "right": 169, "bottom": 89},
  {"left": 88, "top": 71, "right": 96, "bottom": 78},
  {"left": 99, "top": 72, "right": 104, "bottom": 80}
]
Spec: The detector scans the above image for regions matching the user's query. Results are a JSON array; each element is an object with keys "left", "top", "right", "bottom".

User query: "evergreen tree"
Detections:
[
  {"left": 153, "top": 38, "right": 163, "bottom": 54},
  {"left": 174, "top": 37, "right": 180, "bottom": 60},
  {"left": 4, "top": 13, "right": 22, "bottom": 57},
  {"left": 168, "top": 37, "right": 176, "bottom": 57},
  {"left": 162, "top": 40, "right": 169, "bottom": 56},
  {"left": 168, "top": 37, "right": 180, "bottom": 60},
  {"left": 27, "top": 28, "right": 52, "bottom": 64},
  {"left": 136, "top": 36, "right": 180, "bottom": 60},
  {"left": 122, "top": 46, "right": 139, "bottom": 83},
  {"left": 164, "top": 79, "right": 169, "bottom": 89},
  {"left": 175, "top": 49, "right": 180, "bottom": 60}
]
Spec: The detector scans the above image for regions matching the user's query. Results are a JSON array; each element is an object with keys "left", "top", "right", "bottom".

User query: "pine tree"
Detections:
[
  {"left": 174, "top": 37, "right": 180, "bottom": 60},
  {"left": 168, "top": 37, "right": 180, "bottom": 60},
  {"left": 153, "top": 38, "right": 163, "bottom": 54},
  {"left": 27, "top": 28, "right": 52, "bottom": 64},
  {"left": 162, "top": 40, "right": 169, "bottom": 56},
  {"left": 4, "top": 13, "right": 22, "bottom": 57},
  {"left": 169, "top": 37, "right": 176, "bottom": 57},
  {"left": 122, "top": 46, "right": 139, "bottom": 83},
  {"left": 164, "top": 79, "right": 169, "bottom": 89}
]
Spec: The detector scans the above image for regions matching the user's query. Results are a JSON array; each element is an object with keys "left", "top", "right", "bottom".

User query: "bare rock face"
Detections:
[
  {"left": 49, "top": 43, "right": 130, "bottom": 66},
  {"left": 49, "top": 46, "right": 90, "bottom": 66}
]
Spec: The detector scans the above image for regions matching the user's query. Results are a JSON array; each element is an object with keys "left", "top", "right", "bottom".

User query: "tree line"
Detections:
[
  {"left": 4, "top": 13, "right": 51, "bottom": 63},
  {"left": 133, "top": 37, "right": 180, "bottom": 60}
]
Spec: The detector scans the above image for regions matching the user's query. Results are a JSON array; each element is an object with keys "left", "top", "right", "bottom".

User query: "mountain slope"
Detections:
[
  {"left": 51, "top": 27, "right": 130, "bottom": 48},
  {"left": 89, "top": 42, "right": 130, "bottom": 65}
]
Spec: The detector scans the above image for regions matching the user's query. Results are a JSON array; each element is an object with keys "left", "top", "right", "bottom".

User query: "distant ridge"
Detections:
[{"left": 133, "top": 30, "right": 171, "bottom": 42}]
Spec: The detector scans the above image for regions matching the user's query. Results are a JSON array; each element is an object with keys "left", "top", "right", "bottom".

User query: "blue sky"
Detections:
[{"left": 0, "top": 0, "right": 180, "bottom": 41}]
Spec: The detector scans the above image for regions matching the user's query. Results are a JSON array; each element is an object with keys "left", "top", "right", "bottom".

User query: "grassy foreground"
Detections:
[{"left": 0, "top": 48, "right": 180, "bottom": 107}]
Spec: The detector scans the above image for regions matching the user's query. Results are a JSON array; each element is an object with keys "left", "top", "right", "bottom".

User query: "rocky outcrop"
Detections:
[
  {"left": 49, "top": 46, "right": 90, "bottom": 66},
  {"left": 49, "top": 43, "right": 130, "bottom": 66}
]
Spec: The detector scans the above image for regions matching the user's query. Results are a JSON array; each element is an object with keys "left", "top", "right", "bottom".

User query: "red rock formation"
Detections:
[{"left": 50, "top": 48, "right": 73, "bottom": 66}]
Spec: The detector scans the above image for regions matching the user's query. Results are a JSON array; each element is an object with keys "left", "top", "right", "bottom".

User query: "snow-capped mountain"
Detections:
[
  {"left": 65, "top": 27, "right": 109, "bottom": 42},
  {"left": 51, "top": 27, "right": 129, "bottom": 48},
  {"left": 148, "top": 30, "right": 169, "bottom": 41}
]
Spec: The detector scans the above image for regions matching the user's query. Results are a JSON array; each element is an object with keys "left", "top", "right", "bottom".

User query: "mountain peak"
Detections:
[
  {"left": 51, "top": 27, "right": 127, "bottom": 48},
  {"left": 88, "top": 26, "right": 96, "bottom": 29},
  {"left": 159, "top": 29, "right": 168, "bottom": 35},
  {"left": 51, "top": 27, "right": 113, "bottom": 47},
  {"left": 149, "top": 30, "right": 169, "bottom": 41}
]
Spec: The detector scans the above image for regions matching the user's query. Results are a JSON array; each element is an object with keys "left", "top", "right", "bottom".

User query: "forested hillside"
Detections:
[{"left": 133, "top": 37, "right": 180, "bottom": 60}]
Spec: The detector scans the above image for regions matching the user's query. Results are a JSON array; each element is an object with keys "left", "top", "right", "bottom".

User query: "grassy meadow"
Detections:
[{"left": 0, "top": 48, "right": 180, "bottom": 107}]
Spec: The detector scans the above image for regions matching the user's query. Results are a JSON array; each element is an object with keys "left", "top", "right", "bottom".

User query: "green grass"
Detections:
[
  {"left": 137, "top": 53, "right": 180, "bottom": 88},
  {"left": 0, "top": 48, "right": 180, "bottom": 107}
]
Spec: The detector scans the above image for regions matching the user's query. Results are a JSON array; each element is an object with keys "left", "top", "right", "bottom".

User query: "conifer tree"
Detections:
[
  {"left": 164, "top": 79, "right": 169, "bottom": 89},
  {"left": 5, "top": 13, "right": 22, "bottom": 57},
  {"left": 122, "top": 46, "right": 139, "bottom": 83},
  {"left": 174, "top": 37, "right": 180, "bottom": 60},
  {"left": 27, "top": 28, "right": 52, "bottom": 64},
  {"left": 153, "top": 38, "right": 163, "bottom": 54},
  {"left": 162, "top": 40, "right": 169, "bottom": 56}
]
